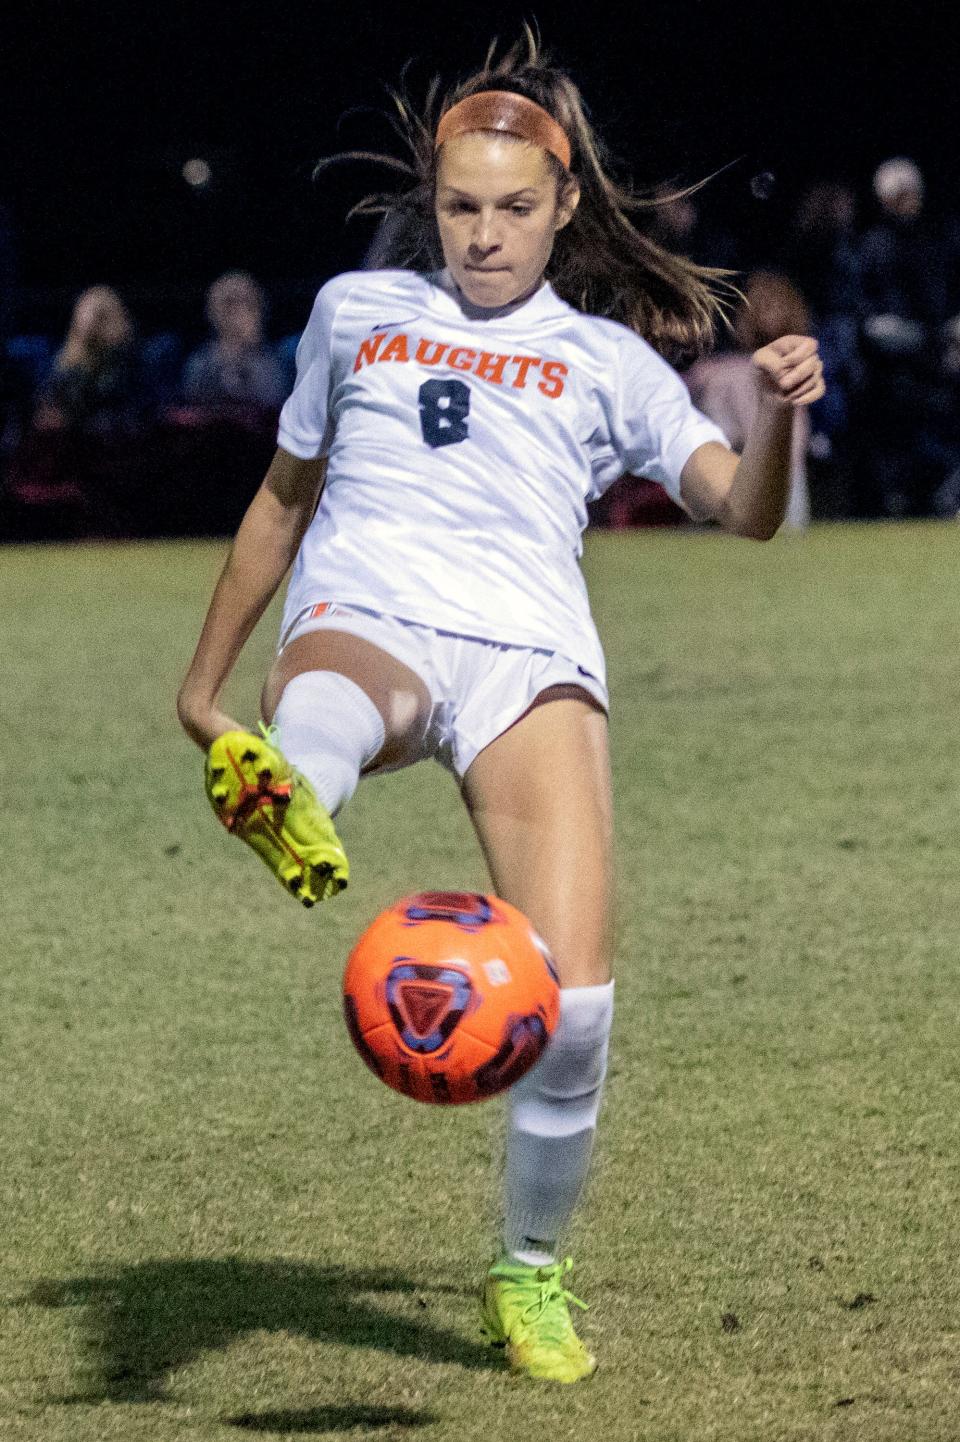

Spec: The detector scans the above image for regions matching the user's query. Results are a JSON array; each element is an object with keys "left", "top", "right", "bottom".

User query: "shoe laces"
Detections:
[
  {"left": 517, "top": 1258, "right": 588, "bottom": 1345},
  {"left": 258, "top": 721, "right": 280, "bottom": 746}
]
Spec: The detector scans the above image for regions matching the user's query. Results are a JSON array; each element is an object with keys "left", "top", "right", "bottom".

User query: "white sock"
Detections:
[
  {"left": 272, "top": 671, "right": 385, "bottom": 817},
  {"left": 502, "top": 979, "right": 614, "bottom": 1267}
]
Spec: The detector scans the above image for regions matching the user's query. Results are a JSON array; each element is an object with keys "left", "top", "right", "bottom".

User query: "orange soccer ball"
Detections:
[{"left": 342, "top": 892, "right": 560, "bottom": 1104}]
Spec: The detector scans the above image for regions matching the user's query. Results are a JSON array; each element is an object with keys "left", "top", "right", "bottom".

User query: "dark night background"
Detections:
[{"left": 1, "top": 2, "right": 953, "bottom": 334}]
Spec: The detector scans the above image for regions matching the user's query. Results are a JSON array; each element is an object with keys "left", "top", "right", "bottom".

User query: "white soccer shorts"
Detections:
[{"left": 279, "top": 601, "right": 609, "bottom": 779}]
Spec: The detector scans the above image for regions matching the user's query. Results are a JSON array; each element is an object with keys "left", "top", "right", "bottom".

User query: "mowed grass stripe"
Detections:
[{"left": 1, "top": 522, "right": 958, "bottom": 1440}]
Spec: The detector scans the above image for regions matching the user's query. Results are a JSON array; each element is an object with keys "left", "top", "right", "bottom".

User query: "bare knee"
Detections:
[{"left": 262, "top": 629, "right": 433, "bottom": 770}]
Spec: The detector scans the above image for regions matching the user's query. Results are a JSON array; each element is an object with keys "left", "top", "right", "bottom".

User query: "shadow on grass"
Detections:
[
  {"left": 30, "top": 1257, "right": 492, "bottom": 1405},
  {"left": 228, "top": 1405, "right": 435, "bottom": 1432}
]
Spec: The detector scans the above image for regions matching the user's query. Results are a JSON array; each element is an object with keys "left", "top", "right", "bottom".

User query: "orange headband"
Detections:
[{"left": 435, "top": 90, "right": 572, "bottom": 171}]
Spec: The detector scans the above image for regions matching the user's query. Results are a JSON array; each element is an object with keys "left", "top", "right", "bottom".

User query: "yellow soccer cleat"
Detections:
[
  {"left": 205, "top": 729, "right": 349, "bottom": 907},
  {"left": 480, "top": 1256, "right": 596, "bottom": 1384}
]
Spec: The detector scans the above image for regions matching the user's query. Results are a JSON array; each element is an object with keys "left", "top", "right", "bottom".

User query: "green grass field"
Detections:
[{"left": 2, "top": 522, "right": 959, "bottom": 1441}]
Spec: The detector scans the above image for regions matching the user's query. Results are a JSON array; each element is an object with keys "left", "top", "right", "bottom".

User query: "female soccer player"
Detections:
[{"left": 177, "top": 33, "right": 825, "bottom": 1383}]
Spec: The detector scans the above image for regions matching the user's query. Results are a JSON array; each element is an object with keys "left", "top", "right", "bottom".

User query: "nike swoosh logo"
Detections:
[{"left": 370, "top": 319, "right": 418, "bottom": 331}]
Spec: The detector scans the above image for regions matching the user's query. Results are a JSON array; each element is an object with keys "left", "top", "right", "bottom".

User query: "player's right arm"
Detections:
[{"left": 176, "top": 446, "right": 327, "bottom": 750}]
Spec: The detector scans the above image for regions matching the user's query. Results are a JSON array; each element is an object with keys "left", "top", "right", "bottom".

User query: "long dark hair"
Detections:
[{"left": 317, "top": 26, "right": 734, "bottom": 362}]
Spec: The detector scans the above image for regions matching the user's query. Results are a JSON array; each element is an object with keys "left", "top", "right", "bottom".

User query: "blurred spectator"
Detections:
[
  {"left": 860, "top": 159, "right": 954, "bottom": 346},
  {"left": 182, "top": 271, "right": 287, "bottom": 409},
  {"left": 781, "top": 182, "right": 862, "bottom": 321},
  {"left": 854, "top": 158, "right": 960, "bottom": 516},
  {"left": 36, "top": 286, "right": 147, "bottom": 434},
  {"left": 7, "top": 286, "right": 158, "bottom": 542},
  {"left": 646, "top": 185, "right": 741, "bottom": 274},
  {"left": 157, "top": 270, "right": 287, "bottom": 538},
  {"left": 685, "top": 271, "right": 812, "bottom": 529},
  {"left": 6, "top": 286, "right": 153, "bottom": 538}
]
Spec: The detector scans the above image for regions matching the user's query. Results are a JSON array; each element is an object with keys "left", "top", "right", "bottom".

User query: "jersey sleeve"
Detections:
[
  {"left": 277, "top": 274, "right": 356, "bottom": 460},
  {"left": 609, "top": 331, "right": 731, "bottom": 506}
]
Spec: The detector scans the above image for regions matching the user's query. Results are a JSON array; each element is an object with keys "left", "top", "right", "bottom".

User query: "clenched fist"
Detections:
[{"left": 752, "top": 335, "right": 825, "bottom": 408}]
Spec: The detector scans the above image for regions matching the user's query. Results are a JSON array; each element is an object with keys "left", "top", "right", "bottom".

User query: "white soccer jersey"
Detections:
[{"left": 278, "top": 268, "right": 728, "bottom": 684}]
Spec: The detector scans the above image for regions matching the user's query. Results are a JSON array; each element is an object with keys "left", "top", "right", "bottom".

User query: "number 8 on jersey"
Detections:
[{"left": 418, "top": 378, "right": 471, "bottom": 448}]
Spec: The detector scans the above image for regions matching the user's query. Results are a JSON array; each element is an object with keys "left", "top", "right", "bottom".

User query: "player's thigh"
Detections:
[
  {"left": 461, "top": 692, "right": 614, "bottom": 987},
  {"left": 261, "top": 628, "right": 433, "bottom": 771}
]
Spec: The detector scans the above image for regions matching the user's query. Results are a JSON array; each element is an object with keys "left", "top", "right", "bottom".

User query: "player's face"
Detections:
[{"left": 435, "top": 133, "right": 579, "bottom": 309}]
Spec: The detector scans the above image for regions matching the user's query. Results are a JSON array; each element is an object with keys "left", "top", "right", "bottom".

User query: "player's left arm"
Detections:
[{"left": 679, "top": 335, "right": 825, "bottom": 539}]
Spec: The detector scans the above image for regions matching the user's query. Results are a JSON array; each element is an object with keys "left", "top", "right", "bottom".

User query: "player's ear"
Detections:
[{"left": 555, "top": 176, "right": 580, "bottom": 232}]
